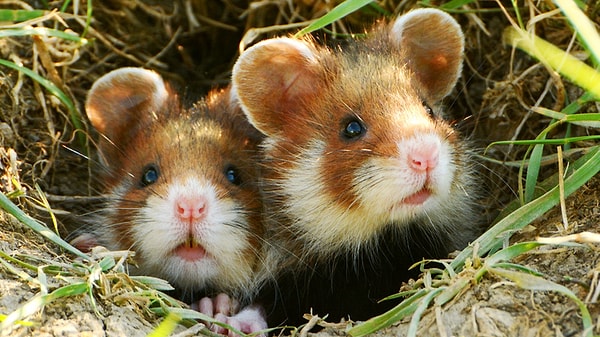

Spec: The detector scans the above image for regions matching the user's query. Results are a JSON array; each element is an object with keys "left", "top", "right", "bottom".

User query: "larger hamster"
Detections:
[
  {"left": 81, "top": 68, "right": 265, "bottom": 308},
  {"left": 232, "top": 8, "right": 483, "bottom": 326}
]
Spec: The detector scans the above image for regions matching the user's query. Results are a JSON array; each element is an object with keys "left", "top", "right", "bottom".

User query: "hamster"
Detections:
[
  {"left": 232, "top": 8, "right": 483, "bottom": 326},
  {"left": 79, "top": 68, "right": 267, "bottom": 332}
]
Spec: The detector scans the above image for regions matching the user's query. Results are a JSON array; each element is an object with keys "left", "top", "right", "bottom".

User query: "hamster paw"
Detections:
[
  {"left": 224, "top": 304, "right": 268, "bottom": 336},
  {"left": 195, "top": 294, "right": 267, "bottom": 337}
]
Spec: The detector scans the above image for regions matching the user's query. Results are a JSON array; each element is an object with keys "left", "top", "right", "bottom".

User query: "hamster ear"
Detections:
[
  {"left": 390, "top": 8, "right": 464, "bottom": 102},
  {"left": 85, "top": 67, "right": 169, "bottom": 145},
  {"left": 232, "top": 38, "right": 323, "bottom": 137}
]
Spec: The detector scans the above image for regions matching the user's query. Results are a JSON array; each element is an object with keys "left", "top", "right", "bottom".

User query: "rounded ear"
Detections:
[
  {"left": 390, "top": 8, "right": 464, "bottom": 102},
  {"left": 85, "top": 67, "right": 169, "bottom": 145},
  {"left": 232, "top": 38, "right": 324, "bottom": 137}
]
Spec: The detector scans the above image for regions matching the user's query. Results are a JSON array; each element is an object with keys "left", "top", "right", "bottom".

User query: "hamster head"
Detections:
[
  {"left": 232, "top": 9, "right": 475, "bottom": 257},
  {"left": 85, "top": 68, "right": 264, "bottom": 296}
]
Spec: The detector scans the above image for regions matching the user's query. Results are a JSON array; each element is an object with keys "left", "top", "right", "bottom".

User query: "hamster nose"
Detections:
[
  {"left": 408, "top": 142, "right": 439, "bottom": 172},
  {"left": 176, "top": 196, "right": 207, "bottom": 221}
]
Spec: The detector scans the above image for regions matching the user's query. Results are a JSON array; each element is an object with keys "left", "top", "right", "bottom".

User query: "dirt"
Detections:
[{"left": 0, "top": 0, "right": 599, "bottom": 336}]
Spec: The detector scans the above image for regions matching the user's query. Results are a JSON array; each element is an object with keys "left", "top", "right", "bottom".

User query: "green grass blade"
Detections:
[
  {"left": 485, "top": 242, "right": 544, "bottom": 266},
  {"left": 554, "top": 0, "right": 600, "bottom": 67},
  {"left": 0, "top": 9, "right": 47, "bottom": 21},
  {"left": 82, "top": 0, "right": 93, "bottom": 38},
  {"left": 129, "top": 276, "right": 175, "bottom": 291},
  {"left": 0, "top": 250, "right": 39, "bottom": 273},
  {"left": 477, "top": 147, "right": 592, "bottom": 168},
  {"left": 97, "top": 256, "right": 116, "bottom": 272},
  {"left": 0, "top": 27, "right": 87, "bottom": 43},
  {"left": 451, "top": 145, "right": 600, "bottom": 271},
  {"left": 60, "top": 0, "right": 72, "bottom": 12},
  {"left": 294, "top": 0, "right": 374, "bottom": 37},
  {"left": 0, "top": 255, "right": 39, "bottom": 286},
  {"left": 348, "top": 289, "right": 427, "bottom": 336},
  {"left": 491, "top": 262, "right": 547, "bottom": 276},
  {"left": 560, "top": 91, "right": 596, "bottom": 115},
  {"left": 503, "top": 26, "right": 600, "bottom": 98},
  {"left": 511, "top": 0, "right": 525, "bottom": 28},
  {"left": 0, "top": 192, "right": 90, "bottom": 260},
  {"left": 532, "top": 109, "right": 600, "bottom": 128},
  {"left": 407, "top": 288, "right": 444, "bottom": 337},
  {"left": 434, "top": 277, "right": 470, "bottom": 306},
  {"left": 489, "top": 135, "right": 600, "bottom": 146},
  {"left": 525, "top": 143, "right": 544, "bottom": 202},
  {"left": 153, "top": 307, "right": 215, "bottom": 322},
  {"left": 380, "top": 289, "right": 420, "bottom": 301},
  {"left": 560, "top": 91, "right": 597, "bottom": 115},
  {"left": 46, "top": 282, "right": 90, "bottom": 300}
]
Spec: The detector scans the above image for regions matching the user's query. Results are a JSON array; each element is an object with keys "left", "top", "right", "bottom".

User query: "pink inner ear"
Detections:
[
  {"left": 86, "top": 68, "right": 169, "bottom": 139},
  {"left": 390, "top": 9, "right": 464, "bottom": 102},
  {"left": 233, "top": 38, "right": 323, "bottom": 136},
  {"left": 111, "top": 92, "right": 149, "bottom": 111},
  {"left": 430, "top": 54, "right": 449, "bottom": 70}
]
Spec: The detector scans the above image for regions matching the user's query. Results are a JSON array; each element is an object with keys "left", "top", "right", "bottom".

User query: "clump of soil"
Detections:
[{"left": 0, "top": 0, "right": 598, "bottom": 336}]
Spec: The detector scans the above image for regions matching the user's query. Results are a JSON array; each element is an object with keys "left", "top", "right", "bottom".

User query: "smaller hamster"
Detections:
[
  {"left": 232, "top": 8, "right": 484, "bottom": 326},
  {"left": 76, "top": 67, "right": 267, "bottom": 333}
]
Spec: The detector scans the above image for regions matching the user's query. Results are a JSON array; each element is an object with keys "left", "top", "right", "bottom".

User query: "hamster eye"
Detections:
[
  {"left": 341, "top": 119, "right": 365, "bottom": 140},
  {"left": 225, "top": 165, "right": 242, "bottom": 185},
  {"left": 423, "top": 101, "right": 435, "bottom": 118},
  {"left": 140, "top": 164, "right": 160, "bottom": 187}
]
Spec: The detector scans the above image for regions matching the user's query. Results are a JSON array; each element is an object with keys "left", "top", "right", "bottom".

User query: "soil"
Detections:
[{"left": 0, "top": 0, "right": 598, "bottom": 336}]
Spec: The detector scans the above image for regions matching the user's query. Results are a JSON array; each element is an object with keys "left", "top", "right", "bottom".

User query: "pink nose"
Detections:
[
  {"left": 175, "top": 196, "right": 207, "bottom": 222},
  {"left": 408, "top": 142, "right": 439, "bottom": 172}
]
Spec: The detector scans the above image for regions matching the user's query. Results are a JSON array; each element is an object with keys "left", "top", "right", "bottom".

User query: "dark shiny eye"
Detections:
[
  {"left": 423, "top": 101, "right": 434, "bottom": 117},
  {"left": 140, "top": 164, "right": 160, "bottom": 187},
  {"left": 225, "top": 165, "right": 242, "bottom": 185},
  {"left": 342, "top": 119, "right": 365, "bottom": 140}
]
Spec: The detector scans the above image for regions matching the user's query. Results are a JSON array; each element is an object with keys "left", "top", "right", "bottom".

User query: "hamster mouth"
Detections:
[
  {"left": 402, "top": 188, "right": 431, "bottom": 205},
  {"left": 173, "top": 238, "right": 207, "bottom": 262}
]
